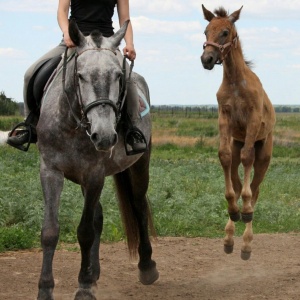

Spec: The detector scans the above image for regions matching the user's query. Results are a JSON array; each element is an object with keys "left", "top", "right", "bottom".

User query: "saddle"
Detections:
[
  {"left": 27, "top": 55, "right": 62, "bottom": 112},
  {"left": 7, "top": 55, "right": 62, "bottom": 151}
]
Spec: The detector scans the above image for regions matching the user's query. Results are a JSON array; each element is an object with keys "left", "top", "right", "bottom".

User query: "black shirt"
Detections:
[{"left": 70, "top": 0, "right": 116, "bottom": 37}]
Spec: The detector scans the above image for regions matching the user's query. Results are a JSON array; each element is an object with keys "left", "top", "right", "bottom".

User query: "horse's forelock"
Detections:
[
  {"left": 90, "top": 30, "right": 103, "bottom": 48},
  {"left": 214, "top": 7, "right": 229, "bottom": 18}
]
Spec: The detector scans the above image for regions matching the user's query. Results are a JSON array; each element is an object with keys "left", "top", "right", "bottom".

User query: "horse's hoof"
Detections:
[
  {"left": 139, "top": 267, "right": 159, "bottom": 285},
  {"left": 241, "top": 250, "right": 251, "bottom": 260},
  {"left": 241, "top": 212, "right": 253, "bottom": 223},
  {"left": 37, "top": 288, "right": 54, "bottom": 300},
  {"left": 74, "top": 288, "right": 97, "bottom": 300},
  {"left": 229, "top": 211, "right": 241, "bottom": 222},
  {"left": 224, "top": 244, "right": 234, "bottom": 254}
]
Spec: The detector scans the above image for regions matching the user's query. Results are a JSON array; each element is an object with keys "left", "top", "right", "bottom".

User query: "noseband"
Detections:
[
  {"left": 203, "top": 35, "right": 238, "bottom": 64},
  {"left": 62, "top": 47, "right": 129, "bottom": 133}
]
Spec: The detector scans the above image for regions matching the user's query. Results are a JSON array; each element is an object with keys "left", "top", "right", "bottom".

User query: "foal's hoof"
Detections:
[
  {"left": 224, "top": 244, "right": 234, "bottom": 254},
  {"left": 229, "top": 211, "right": 241, "bottom": 222},
  {"left": 139, "top": 267, "right": 159, "bottom": 285},
  {"left": 241, "top": 250, "right": 251, "bottom": 260},
  {"left": 241, "top": 212, "right": 253, "bottom": 223},
  {"left": 74, "top": 288, "right": 96, "bottom": 300}
]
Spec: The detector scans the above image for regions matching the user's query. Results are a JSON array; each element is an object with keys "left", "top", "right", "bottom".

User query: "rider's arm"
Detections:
[
  {"left": 57, "top": 0, "right": 76, "bottom": 47},
  {"left": 116, "top": 0, "right": 136, "bottom": 61}
]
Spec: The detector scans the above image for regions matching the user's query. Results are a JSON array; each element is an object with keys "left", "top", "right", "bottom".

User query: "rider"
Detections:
[{"left": 7, "top": 0, "right": 146, "bottom": 154}]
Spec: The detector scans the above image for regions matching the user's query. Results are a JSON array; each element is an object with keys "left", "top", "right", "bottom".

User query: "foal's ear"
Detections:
[
  {"left": 229, "top": 6, "right": 243, "bottom": 24},
  {"left": 109, "top": 20, "right": 129, "bottom": 49},
  {"left": 69, "top": 18, "right": 86, "bottom": 47},
  {"left": 202, "top": 5, "right": 215, "bottom": 22}
]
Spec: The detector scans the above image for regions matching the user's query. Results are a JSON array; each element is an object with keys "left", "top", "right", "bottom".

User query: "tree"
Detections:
[{"left": 0, "top": 91, "right": 19, "bottom": 116}]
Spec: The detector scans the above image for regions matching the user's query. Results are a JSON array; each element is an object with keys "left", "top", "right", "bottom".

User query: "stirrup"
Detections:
[
  {"left": 7, "top": 122, "right": 33, "bottom": 152},
  {"left": 124, "top": 126, "right": 147, "bottom": 156}
]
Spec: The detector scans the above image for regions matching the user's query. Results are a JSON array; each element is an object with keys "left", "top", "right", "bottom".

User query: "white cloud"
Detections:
[
  {"left": 0, "top": 48, "right": 25, "bottom": 59},
  {"left": 0, "top": 0, "right": 56, "bottom": 13},
  {"left": 192, "top": 0, "right": 300, "bottom": 19},
  {"left": 132, "top": 16, "right": 202, "bottom": 35},
  {"left": 131, "top": 0, "right": 189, "bottom": 15}
]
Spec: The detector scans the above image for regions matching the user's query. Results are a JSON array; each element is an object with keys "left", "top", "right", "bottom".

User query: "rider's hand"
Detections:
[
  {"left": 64, "top": 32, "right": 76, "bottom": 48},
  {"left": 123, "top": 44, "right": 136, "bottom": 61}
]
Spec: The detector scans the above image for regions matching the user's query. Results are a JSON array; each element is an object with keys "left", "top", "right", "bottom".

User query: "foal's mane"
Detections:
[{"left": 214, "top": 7, "right": 228, "bottom": 18}]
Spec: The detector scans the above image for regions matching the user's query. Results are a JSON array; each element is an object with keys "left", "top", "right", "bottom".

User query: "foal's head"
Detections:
[
  {"left": 68, "top": 19, "right": 129, "bottom": 152},
  {"left": 201, "top": 5, "right": 243, "bottom": 70}
]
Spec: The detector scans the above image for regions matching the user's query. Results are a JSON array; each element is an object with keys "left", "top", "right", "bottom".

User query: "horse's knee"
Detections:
[
  {"left": 41, "top": 224, "right": 59, "bottom": 247},
  {"left": 241, "top": 146, "right": 255, "bottom": 167},
  {"left": 218, "top": 149, "right": 232, "bottom": 168}
]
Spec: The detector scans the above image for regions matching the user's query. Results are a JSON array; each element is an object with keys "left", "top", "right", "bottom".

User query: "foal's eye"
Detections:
[{"left": 222, "top": 30, "right": 229, "bottom": 37}]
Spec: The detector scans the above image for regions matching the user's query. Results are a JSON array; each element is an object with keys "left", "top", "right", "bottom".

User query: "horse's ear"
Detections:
[
  {"left": 108, "top": 20, "right": 130, "bottom": 48},
  {"left": 69, "top": 18, "right": 86, "bottom": 47},
  {"left": 229, "top": 6, "right": 243, "bottom": 24},
  {"left": 202, "top": 5, "right": 215, "bottom": 22}
]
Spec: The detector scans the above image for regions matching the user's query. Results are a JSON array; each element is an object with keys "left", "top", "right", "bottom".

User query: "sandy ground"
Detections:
[{"left": 1, "top": 233, "right": 300, "bottom": 300}]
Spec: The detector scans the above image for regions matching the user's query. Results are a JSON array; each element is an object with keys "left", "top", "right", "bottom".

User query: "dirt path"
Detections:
[{"left": 1, "top": 233, "right": 300, "bottom": 300}]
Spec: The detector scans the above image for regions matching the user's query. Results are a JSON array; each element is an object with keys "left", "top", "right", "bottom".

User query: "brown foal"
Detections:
[{"left": 201, "top": 5, "right": 276, "bottom": 260}]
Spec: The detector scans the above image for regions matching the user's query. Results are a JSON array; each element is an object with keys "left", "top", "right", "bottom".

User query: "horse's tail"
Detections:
[{"left": 113, "top": 156, "right": 155, "bottom": 258}]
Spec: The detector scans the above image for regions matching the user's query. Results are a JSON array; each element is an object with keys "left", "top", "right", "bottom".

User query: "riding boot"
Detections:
[
  {"left": 6, "top": 111, "right": 38, "bottom": 152},
  {"left": 124, "top": 79, "right": 147, "bottom": 155}
]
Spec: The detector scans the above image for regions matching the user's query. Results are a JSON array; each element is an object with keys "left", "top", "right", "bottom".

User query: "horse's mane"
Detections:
[
  {"left": 214, "top": 7, "right": 228, "bottom": 18},
  {"left": 90, "top": 30, "right": 103, "bottom": 48}
]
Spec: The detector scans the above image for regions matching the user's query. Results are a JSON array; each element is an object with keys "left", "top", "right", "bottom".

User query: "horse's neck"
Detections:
[{"left": 222, "top": 43, "right": 247, "bottom": 84}]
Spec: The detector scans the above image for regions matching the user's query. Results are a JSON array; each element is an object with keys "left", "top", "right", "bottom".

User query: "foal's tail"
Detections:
[{"left": 113, "top": 165, "right": 156, "bottom": 258}]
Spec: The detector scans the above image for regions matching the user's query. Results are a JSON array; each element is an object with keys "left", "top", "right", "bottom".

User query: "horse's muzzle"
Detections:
[
  {"left": 201, "top": 51, "right": 217, "bottom": 70},
  {"left": 90, "top": 132, "right": 118, "bottom": 152}
]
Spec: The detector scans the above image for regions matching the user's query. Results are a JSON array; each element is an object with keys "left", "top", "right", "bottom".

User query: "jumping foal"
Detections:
[{"left": 201, "top": 5, "right": 276, "bottom": 260}]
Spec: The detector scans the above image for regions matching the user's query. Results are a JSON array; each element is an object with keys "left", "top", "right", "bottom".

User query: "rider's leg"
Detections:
[
  {"left": 116, "top": 50, "right": 147, "bottom": 153},
  {"left": 7, "top": 41, "right": 67, "bottom": 151}
]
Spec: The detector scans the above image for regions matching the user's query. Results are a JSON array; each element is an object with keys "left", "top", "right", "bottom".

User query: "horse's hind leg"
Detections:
[
  {"left": 75, "top": 180, "right": 104, "bottom": 299},
  {"left": 224, "top": 140, "right": 243, "bottom": 254},
  {"left": 38, "top": 165, "right": 64, "bottom": 300},
  {"left": 241, "top": 135, "right": 273, "bottom": 260},
  {"left": 114, "top": 146, "right": 159, "bottom": 285}
]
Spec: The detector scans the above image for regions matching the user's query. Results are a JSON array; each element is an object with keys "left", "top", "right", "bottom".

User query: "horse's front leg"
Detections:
[
  {"left": 38, "top": 164, "right": 64, "bottom": 300},
  {"left": 218, "top": 111, "right": 240, "bottom": 222},
  {"left": 75, "top": 180, "right": 104, "bottom": 300}
]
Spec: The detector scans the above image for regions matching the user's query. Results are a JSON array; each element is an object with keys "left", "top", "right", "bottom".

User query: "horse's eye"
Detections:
[{"left": 223, "top": 30, "right": 229, "bottom": 37}]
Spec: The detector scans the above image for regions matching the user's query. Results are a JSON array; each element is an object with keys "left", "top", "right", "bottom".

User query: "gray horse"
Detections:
[{"left": 36, "top": 19, "right": 159, "bottom": 300}]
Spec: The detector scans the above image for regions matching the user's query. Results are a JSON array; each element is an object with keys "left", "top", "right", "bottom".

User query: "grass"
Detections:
[{"left": 0, "top": 113, "right": 300, "bottom": 251}]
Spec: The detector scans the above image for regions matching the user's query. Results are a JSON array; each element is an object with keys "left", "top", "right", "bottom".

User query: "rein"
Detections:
[
  {"left": 62, "top": 47, "right": 131, "bottom": 133},
  {"left": 203, "top": 35, "right": 238, "bottom": 65}
]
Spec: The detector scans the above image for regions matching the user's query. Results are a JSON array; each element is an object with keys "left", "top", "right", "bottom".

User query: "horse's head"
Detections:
[
  {"left": 200, "top": 5, "right": 242, "bottom": 69},
  {"left": 68, "top": 19, "right": 129, "bottom": 152}
]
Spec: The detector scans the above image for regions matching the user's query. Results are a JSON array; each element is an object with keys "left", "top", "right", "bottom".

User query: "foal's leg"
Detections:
[
  {"left": 241, "top": 135, "right": 273, "bottom": 260},
  {"left": 224, "top": 140, "right": 243, "bottom": 254},
  {"left": 38, "top": 164, "right": 64, "bottom": 300},
  {"left": 128, "top": 153, "right": 159, "bottom": 285},
  {"left": 75, "top": 179, "right": 104, "bottom": 300},
  {"left": 218, "top": 113, "right": 240, "bottom": 221}
]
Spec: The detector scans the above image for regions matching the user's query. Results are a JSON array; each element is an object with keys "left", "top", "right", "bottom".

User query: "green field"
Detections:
[{"left": 0, "top": 113, "right": 300, "bottom": 251}]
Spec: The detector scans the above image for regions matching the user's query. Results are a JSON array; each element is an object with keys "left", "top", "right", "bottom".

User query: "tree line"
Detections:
[{"left": 0, "top": 91, "right": 20, "bottom": 115}]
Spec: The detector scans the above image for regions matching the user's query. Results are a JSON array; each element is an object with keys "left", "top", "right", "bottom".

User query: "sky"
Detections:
[{"left": 0, "top": 0, "right": 300, "bottom": 106}]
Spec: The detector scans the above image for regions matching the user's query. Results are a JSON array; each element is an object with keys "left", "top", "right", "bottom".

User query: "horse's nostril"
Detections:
[
  {"left": 207, "top": 56, "right": 213, "bottom": 64},
  {"left": 91, "top": 133, "right": 98, "bottom": 142}
]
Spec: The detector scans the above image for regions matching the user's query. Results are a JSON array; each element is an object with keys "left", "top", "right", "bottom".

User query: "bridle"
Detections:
[
  {"left": 203, "top": 35, "right": 238, "bottom": 65},
  {"left": 62, "top": 47, "right": 130, "bottom": 134}
]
